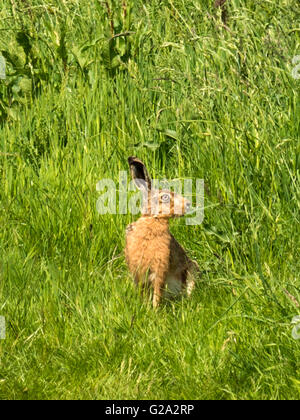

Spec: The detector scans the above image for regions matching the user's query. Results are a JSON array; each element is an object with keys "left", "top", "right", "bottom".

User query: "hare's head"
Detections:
[{"left": 128, "top": 157, "right": 192, "bottom": 219}]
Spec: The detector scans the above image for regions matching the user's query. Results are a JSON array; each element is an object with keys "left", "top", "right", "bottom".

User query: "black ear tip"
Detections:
[{"left": 128, "top": 156, "right": 136, "bottom": 165}]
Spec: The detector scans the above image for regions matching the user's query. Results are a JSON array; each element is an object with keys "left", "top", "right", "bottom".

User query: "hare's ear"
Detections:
[{"left": 128, "top": 157, "right": 152, "bottom": 192}]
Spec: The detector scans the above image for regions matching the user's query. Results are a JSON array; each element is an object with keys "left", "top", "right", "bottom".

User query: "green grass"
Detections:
[{"left": 0, "top": 0, "right": 299, "bottom": 400}]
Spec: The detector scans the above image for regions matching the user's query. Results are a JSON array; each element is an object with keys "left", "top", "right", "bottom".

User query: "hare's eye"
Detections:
[{"left": 161, "top": 193, "right": 170, "bottom": 203}]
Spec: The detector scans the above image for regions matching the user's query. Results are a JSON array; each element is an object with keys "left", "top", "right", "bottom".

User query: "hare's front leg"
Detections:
[
  {"left": 186, "top": 272, "right": 196, "bottom": 297},
  {"left": 185, "top": 260, "right": 200, "bottom": 297},
  {"left": 151, "top": 268, "right": 167, "bottom": 308},
  {"left": 153, "top": 282, "right": 164, "bottom": 308}
]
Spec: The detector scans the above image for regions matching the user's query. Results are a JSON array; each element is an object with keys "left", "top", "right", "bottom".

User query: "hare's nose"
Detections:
[{"left": 185, "top": 201, "right": 192, "bottom": 212}]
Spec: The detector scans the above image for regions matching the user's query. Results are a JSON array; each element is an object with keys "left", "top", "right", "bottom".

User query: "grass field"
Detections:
[{"left": 0, "top": 0, "right": 299, "bottom": 400}]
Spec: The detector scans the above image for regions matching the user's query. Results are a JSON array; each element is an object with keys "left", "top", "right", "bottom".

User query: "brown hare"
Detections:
[{"left": 125, "top": 157, "right": 199, "bottom": 308}]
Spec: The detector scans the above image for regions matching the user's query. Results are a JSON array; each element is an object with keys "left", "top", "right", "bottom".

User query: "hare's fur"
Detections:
[{"left": 125, "top": 157, "right": 199, "bottom": 308}]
